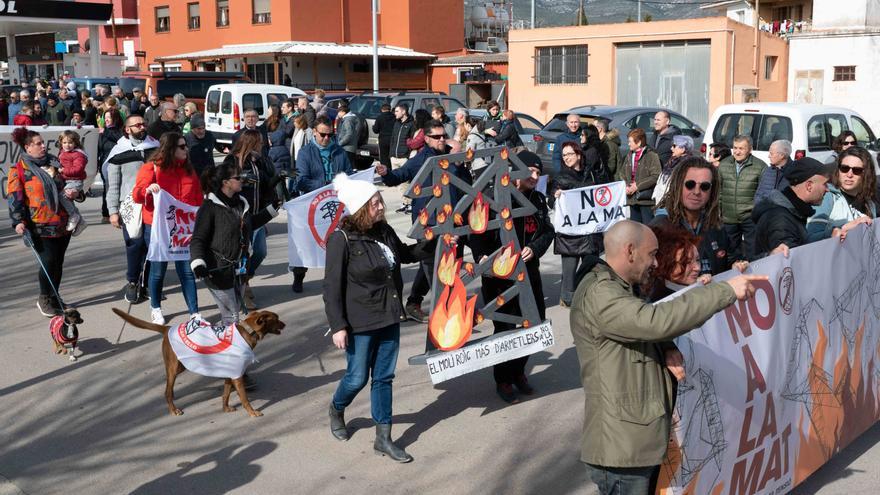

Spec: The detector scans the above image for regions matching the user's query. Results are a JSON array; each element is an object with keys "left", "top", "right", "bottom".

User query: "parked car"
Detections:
[
  {"left": 318, "top": 93, "right": 357, "bottom": 122},
  {"left": 348, "top": 91, "right": 466, "bottom": 161},
  {"left": 68, "top": 77, "right": 119, "bottom": 96},
  {"left": 703, "top": 103, "right": 879, "bottom": 165},
  {"left": 120, "top": 71, "right": 251, "bottom": 111},
  {"left": 467, "top": 109, "right": 544, "bottom": 152},
  {"left": 534, "top": 105, "right": 704, "bottom": 172},
  {"left": 204, "top": 83, "right": 307, "bottom": 151}
]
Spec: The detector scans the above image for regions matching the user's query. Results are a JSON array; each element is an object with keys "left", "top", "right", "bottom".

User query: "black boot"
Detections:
[
  {"left": 329, "top": 402, "right": 349, "bottom": 441},
  {"left": 373, "top": 424, "right": 413, "bottom": 463}
]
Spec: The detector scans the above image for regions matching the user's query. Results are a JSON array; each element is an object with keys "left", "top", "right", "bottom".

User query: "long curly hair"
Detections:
[
  {"left": 835, "top": 146, "right": 878, "bottom": 215},
  {"left": 656, "top": 156, "right": 722, "bottom": 229},
  {"left": 651, "top": 223, "right": 701, "bottom": 283}
]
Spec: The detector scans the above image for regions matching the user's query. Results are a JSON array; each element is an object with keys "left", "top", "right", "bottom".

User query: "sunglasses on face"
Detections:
[
  {"left": 177, "top": 144, "right": 188, "bottom": 150},
  {"left": 316, "top": 131, "right": 334, "bottom": 138},
  {"left": 843, "top": 140, "right": 857, "bottom": 146},
  {"left": 839, "top": 164, "right": 864, "bottom": 176},
  {"left": 684, "top": 180, "right": 712, "bottom": 192},
  {"left": 427, "top": 133, "right": 448, "bottom": 140}
]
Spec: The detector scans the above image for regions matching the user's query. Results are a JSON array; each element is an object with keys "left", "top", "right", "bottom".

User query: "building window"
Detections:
[
  {"left": 188, "top": 3, "right": 201, "bottom": 30},
  {"left": 155, "top": 6, "right": 170, "bottom": 33},
  {"left": 833, "top": 66, "right": 856, "bottom": 82},
  {"left": 534, "top": 45, "right": 588, "bottom": 84},
  {"left": 246, "top": 63, "right": 276, "bottom": 84},
  {"left": 764, "top": 56, "right": 777, "bottom": 80},
  {"left": 216, "top": 0, "right": 229, "bottom": 27},
  {"left": 252, "top": 0, "right": 271, "bottom": 24}
]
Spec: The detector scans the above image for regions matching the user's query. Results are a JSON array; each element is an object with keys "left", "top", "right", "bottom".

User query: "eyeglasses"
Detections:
[
  {"left": 427, "top": 134, "right": 448, "bottom": 140},
  {"left": 684, "top": 180, "right": 712, "bottom": 192},
  {"left": 127, "top": 122, "right": 145, "bottom": 128},
  {"left": 561, "top": 152, "right": 577, "bottom": 157},
  {"left": 843, "top": 140, "right": 857, "bottom": 146},
  {"left": 838, "top": 164, "right": 864, "bottom": 176},
  {"left": 316, "top": 131, "right": 334, "bottom": 138},
  {"left": 177, "top": 144, "right": 188, "bottom": 150}
]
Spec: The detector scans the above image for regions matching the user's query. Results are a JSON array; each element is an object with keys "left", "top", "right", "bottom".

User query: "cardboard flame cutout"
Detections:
[
  {"left": 437, "top": 249, "right": 461, "bottom": 287},
  {"left": 428, "top": 276, "right": 477, "bottom": 351},
  {"left": 468, "top": 192, "right": 489, "bottom": 234},
  {"left": 492, "top": 242, "right": 520, "bottom": 279}
]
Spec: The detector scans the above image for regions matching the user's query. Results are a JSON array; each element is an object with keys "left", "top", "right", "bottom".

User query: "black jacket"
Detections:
[
  {"left": 372, "top": 111, "right": 396, "bottom": 144},
  {"left": 147, "top": 119, "right": 182, "bottom": 141},
  {"left": 186, "top": 131, "right": 217, "bottom": 177},
  {"left": 494, "top": 119, "right": 523, "bottom": 149},
  {"left": 390, "top": 117, "right": 415, "bottom": 158},
  {"left": 470, "top": 188, "right": 555, "bottom": 262},
  {"left": 190, "top": 192, "right": 276, "bottom": 290},
  {"left": 323, "top": 222, "right": 431, "bottom": 334},
  {"left": 549, "top": 162, "right": 605, "bottom": 256},
  {"left": 651, "top": 211, "right": 735, "bottom": 275},
  {"left": 234, "top": 151, "right": 277, "bottom": 212},
  {"left": 652, "top": 125, "right": 681, "bottom": 167},
  {"left": 752, "top": 187, "right": 814, "bottom": 259},
  {"left": 98, "top": 127, "right": 124, "bottom": 166}
]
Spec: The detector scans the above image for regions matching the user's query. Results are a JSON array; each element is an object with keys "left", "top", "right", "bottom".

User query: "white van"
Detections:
[
  {"left": 204, "top": 84, "right": 307, "bottom": 149},
  {"left": 703, "top": 103, "right": 879, "bottom": 164}
]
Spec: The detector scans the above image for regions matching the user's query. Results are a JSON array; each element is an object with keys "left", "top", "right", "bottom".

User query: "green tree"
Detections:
[
  {"left": 626, "top": 16, "right": 634, "bottom": 23},
  {"left": 644, "top": 14, "right": 653, "bottom": 22}
]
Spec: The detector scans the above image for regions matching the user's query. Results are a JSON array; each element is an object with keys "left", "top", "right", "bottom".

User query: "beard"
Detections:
[{"left": 131, "top": 129, "right": 147, "bottom": 140}]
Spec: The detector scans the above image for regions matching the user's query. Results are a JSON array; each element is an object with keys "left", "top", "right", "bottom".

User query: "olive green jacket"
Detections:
[
  {"left": 719, "top": 154, "right": 767, "bottom": 224},
  {"left": 618, "top": 148, "right": 662, "bottom": 206},
  {"left": 570, "top": 263, "right": 736, "bottom": 467}
]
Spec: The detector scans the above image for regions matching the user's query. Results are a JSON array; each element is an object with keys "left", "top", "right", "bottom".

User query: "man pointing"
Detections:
[{"left": 571, "top": 220, "right": 766, "bottom": 494}]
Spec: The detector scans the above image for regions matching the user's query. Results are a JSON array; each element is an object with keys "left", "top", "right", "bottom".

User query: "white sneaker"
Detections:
[
  {"left": 190, "top": 313, "right": 202, "bottom": 321},
  {"left": 151, "top": 308, "right": 166, "bottom": 325}
]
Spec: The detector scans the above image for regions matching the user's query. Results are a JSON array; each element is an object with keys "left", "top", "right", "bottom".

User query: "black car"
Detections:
[{"left": 534, "top": 105, "right": 704, "bottom": 170}]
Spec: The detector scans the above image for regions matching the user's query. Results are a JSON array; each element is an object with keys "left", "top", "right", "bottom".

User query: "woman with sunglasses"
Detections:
[
  {"left": 191, "top": 160, "right": 278, "bottom": 326},
  {"left": 807, "top": 146, "right": 877, "bottom": 242},
  {"left": 825, "top": 131, "right": 859, "bottom": 165},
  {"left": 653, "top": 157, "right": 745, "bottom": 275},
  {"left": 132, "top": 132, "right": 204, "bottom": 324}
]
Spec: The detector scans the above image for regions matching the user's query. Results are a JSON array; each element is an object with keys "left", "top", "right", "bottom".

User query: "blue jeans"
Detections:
[
  {"left": 247, "top": 226, "right": 267, "bottom": 278},
  {"left": 122, "top": 227, "right": 150, "bottom": 285},
  {"left": 585, "top": 464, "right": 658, "bottom": 495},
  {"left": 143, "top": 226, "right": 199, "bottom": 313},
  {"left": 332, "top": 324, "right": 400, "bottom": 424}
]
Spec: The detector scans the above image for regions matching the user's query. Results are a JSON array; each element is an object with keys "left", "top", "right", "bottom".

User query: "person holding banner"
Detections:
[
  {"left": 619, "top": 128, "right": 661, "bottom": 225},
  {"left": 324, "top": 173, "right": 431, "bottom": 463},
  {"left": 571, "top": 220, "right": 767, "bottom": 495},
  {"left": 550, "top": 141, "right": 607, "bottom": 308},
  {"left": 191, "top": 161, "right": 280, "bottom": 326},
  {"left": 132, "top": 132, "right": 204, "bottom": 325},
  {"left": 806, "top": 146, "right": 877, "bottom": 242}
]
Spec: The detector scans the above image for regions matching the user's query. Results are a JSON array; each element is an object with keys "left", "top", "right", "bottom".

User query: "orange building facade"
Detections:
[{"left": 138, "top": 0, "right": 463, "bottom": 90}]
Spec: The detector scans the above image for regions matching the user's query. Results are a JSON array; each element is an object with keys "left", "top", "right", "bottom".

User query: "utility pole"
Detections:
[
  {"left": 578, "top": 0, "right": 584, "bottom": 26},
  {"left": 638, "top": 0, "right": 642, "bottom": 22},
  {"left": 531, "top": 0, "right": 535, "bottom": 28},
  {"left": 372, "top": 0, "right": 379, "bottom": 93}
]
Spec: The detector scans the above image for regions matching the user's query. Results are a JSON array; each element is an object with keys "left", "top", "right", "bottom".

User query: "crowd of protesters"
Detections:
[{"left": 6, "top": 77, "right": 879, "bottom": 484}]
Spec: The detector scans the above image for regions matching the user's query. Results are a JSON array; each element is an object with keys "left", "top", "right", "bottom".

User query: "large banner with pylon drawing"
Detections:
[{"left": 660, "top": 222, "right": 880, "bottom": 494}]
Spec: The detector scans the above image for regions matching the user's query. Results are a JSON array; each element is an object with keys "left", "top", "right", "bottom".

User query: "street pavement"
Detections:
[{"left": 0, "top": 173, "right": 877, "bottom": 494}]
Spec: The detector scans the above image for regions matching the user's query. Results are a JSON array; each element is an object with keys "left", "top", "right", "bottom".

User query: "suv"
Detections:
[
  {"left": 534, "top": 105, "right": 704, "bottom": 171},
  {"left": 703, "top": 103, "right": 878, "bottom": 164},
  {"left": 348, "top": 92, "right": 466, "bottom": 160},
  {"left": 119, "top": 71, "right": 251, "bottom": 111}
]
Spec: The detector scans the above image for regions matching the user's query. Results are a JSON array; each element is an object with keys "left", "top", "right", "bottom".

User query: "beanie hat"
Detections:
[
  {"left": 516, "top": 150, "right": 543, "bottom": 174},
  {"left": 333, "top": 173, "right": 378, "bottom": 216}
]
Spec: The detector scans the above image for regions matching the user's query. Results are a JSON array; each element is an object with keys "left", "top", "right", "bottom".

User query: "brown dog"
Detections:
[{"left": 111, "top": 308, "right": 285, "bottom": 417}]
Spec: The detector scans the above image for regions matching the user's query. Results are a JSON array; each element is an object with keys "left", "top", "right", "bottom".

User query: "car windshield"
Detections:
[
  {"left": 543, "top": 114, "right": 598, "bottom": 133},
  {"left": 348, "top": 96, "right": 388, "bottom": 119}
]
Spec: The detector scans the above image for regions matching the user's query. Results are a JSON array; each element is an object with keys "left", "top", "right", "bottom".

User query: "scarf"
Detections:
[
  {"left": 20, "top": 153, "right": 61, "bottom": 214},
  {"left": 317, "top": 141, "right": 335, "bottom": 184}
]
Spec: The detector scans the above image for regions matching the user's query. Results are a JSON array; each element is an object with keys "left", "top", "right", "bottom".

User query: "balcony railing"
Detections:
[{"left": 253, "top": 12, "right": 271, "bottom": 24}]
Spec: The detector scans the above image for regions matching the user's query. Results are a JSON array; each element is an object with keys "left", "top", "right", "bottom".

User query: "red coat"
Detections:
[
  {"left": 132, "top": 160, "right": 203, "bottom": 226},
  {"left": 13, "top": 114, "right": 33, "bottom": 126},
  {"left": 59, "top": 149, "right": 88, "bottom": 181}
]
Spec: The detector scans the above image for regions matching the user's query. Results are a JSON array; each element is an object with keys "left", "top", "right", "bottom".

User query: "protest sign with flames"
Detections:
[{"left": 403, "top": 147, "right": 554, "bottom": 381}]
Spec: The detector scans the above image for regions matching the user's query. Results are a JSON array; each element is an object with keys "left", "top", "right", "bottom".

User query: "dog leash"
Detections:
[
  {"left": 22, "top": 230, "right": 67, "bottom": 311},
  {"left": 116, "top": 257, "right": 149, "bottom": 344}
]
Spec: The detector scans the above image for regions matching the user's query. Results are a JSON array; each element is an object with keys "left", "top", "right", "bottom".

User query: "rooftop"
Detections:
[
  {"left": 156, "top": 41, "right": 436, "bottom": 61},
  {"left": 431, "top": 52, "right": 509, "bottom": 67}
]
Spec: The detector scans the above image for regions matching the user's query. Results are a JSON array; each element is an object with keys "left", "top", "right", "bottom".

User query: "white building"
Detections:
[{"left": 788, "top": 0, "right": 880, "bottom": 133}]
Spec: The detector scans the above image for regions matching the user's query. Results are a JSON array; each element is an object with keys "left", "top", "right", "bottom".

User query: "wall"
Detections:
[
  {"left": 789, "top": 32, "right": 880, "bottom": 132},
  {"left": 507, "top": 17, "right": 788, "bottom": 126},
  {"left": 813, "top": 0, "right": 867, "bottom": 29}
]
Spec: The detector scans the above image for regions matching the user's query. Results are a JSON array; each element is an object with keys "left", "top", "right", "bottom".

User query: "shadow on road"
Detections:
[{"left": 791, "top": 421, "right": 880, "bottom": 494}]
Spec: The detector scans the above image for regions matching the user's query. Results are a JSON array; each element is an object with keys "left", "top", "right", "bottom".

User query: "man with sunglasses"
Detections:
[
  {"left": 104, "top": 114, "right": 161, "bottom": 303},
  {"left": 147, "top": 102, "right": 182, "bottom": 141},
  {"left": 291, "top": 116, "right": 353, "bottom": 292},
  {"left": 652, "top": 157, "right": 744, "bottom": 275},
  {"left": 755, "top": 139, "right": 792, "bottom": 202},
  {"left": 753, "top": 157, "right": 834, "bottom": 259},
  {"left": 376, "top": 119, "right": 472, "bottom": 323}
]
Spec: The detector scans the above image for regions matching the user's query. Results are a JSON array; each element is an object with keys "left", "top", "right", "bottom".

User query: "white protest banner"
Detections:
[
  {"left": 551, "top": 180, "right": 629, "bottom": 235},
  {"left": 0, "top": 125, "right": 100, "bottom": 191},
  {"left": 167, "top": 319, "right": 255, "bottom": 379},
  {"left": 659, "top": 223, "right": 880, "bottom": 494},
  {"left": 284, "top": 167, "right": 375, "bottom": 269},
  {"left": 146, "top": 189, "right": 198, "bottom": 262},
  {"left": 426, "top": 321, "right": 554, "bottom": 384}
]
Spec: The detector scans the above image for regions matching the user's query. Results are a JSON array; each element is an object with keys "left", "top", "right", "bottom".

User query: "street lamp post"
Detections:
[{"left": 372, "top": 0, "right": 379, "bottom": 93}]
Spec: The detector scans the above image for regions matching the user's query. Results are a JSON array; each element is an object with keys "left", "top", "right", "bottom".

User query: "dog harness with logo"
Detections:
[{"left": 167, "top": 318, "right": 255, "bottom": 379}]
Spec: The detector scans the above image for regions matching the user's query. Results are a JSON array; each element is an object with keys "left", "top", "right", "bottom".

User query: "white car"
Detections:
[
  {"left": 703, "top": 103, "right": 878, "bottom": 164},
  {"left": 204, "top": 83, "right": 306, "bottom": 150}
]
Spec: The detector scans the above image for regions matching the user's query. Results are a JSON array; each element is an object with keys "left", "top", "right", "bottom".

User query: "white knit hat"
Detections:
[{"left": 333, "top": 173, "right": 378, "bottom": 215}]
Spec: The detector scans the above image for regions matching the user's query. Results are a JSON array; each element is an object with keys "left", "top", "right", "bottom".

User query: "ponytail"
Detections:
[{"left": 201, "top": 155, "right": 240, "bottom": 193}]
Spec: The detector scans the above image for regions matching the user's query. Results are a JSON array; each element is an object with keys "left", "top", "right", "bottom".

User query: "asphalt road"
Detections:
[{"left": 0, "top": 175, "right": 877, "bottom": 494}]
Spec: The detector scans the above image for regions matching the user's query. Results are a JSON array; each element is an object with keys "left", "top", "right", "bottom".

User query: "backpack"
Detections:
[{"left": 356, "top": 113, "right": 369, "bottom": 147}]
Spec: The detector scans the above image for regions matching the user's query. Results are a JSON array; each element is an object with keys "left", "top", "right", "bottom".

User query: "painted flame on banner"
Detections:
[
  {"left": 437, "top": 249, "right": 461, "bottom": 287},
  {"left": 468, "top": 192, "right": 489, "bottom": 234},
  {"left": 429, "top": 274, "right": 477, "bottom": 351},
  {"left": 492, "top": 242, "right": 520, "bottom": 279}
]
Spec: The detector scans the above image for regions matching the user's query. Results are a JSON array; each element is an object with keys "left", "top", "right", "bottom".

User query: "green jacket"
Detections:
[
  {"left": 570, "top": 263, "right": 736, "bottom": 467},
  {"left": 719, "top": 154, "right": 766, "bottom": 224},
  {"left": 618, "top": 147, "right": 661, "bottom": 206},
  {"left": 602, "top": 130, "right": 621, "bottom": 180}
]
